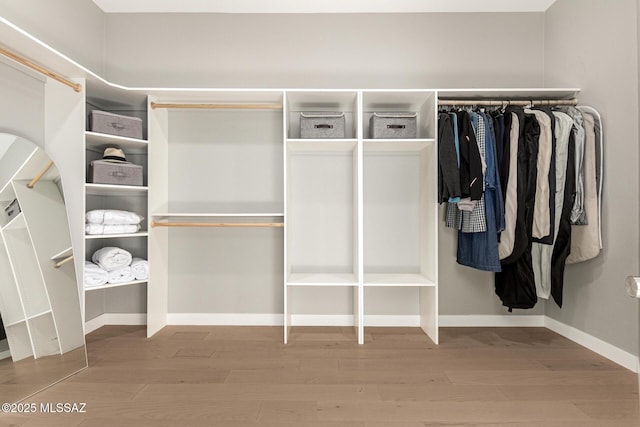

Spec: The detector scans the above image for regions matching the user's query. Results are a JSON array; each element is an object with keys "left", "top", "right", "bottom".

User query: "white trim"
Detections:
[
  {"left": 364, "top": 315, "right": 421, "bottom": 327},
  {"left": 291, "top": 315, "right": 353, "bottom": 326},
  {"left": 166, "top": 313, "right": 424, "bottom": 327},
  {"left": 92, "top": 0, "right": 558, "bottom": 14},
  {"left": 544, "top": 317, "right": 639, "bottom": 373},
  {"left": 84, "top": 315, "right": 105, "bottom": 334},
  {"left": 439, "top": 315, "right": 546, "bottom": 327},
  {"left": 84, "top": 313, "right": 147, "bottom": 334},
  {"left": 168, "top": 313, "right": 283, "bottom": 326},
  {"left": 0, "top": 349, "right": 11, "bottom": 360}
]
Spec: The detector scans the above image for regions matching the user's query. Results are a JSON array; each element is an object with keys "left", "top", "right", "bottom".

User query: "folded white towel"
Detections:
[
  {"left": 86, "top": 210, "right": 143, "bottom": 225},
  {"left": 85, "top": 224, "right": 140, "bottom": 235},
  {"left": 84, "top": 261, "right": 108, "bottom": 287},
  {"left": 130, "top": 257, "right": 149, "bottom": 280},
  {"left": 107, "top": 266, "right": 135, "bottom": 284},
  {"left": 92, "top": 247, "right": 132, "bottom": 271}
]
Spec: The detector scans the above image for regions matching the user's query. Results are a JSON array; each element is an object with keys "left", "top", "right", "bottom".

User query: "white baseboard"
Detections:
[
  {"left": 84, "top": 313, "right": 147, "bottom": 334},
  {"left": 166, "top": 313, "right": 422, "bottom": 327},
  {"left": 364, "top": 315, "right": 421, "bottom": 327},
  {"left": 167, "top": 313, "right": 282, "bottom": 326},
  {"left": 0, "top": 349, "right": 11, "bottom": 360},
  {"left": 544, "top": 317, "right": 639, "bottom": 373},
  {"left": 439, "top": 315, "right": 545, "bottom": 327}
]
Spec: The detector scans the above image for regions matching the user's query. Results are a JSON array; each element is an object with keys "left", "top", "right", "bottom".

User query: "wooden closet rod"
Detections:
[
  {"left": 53, "top": 255, "right": 74, "bottom": 269},
  {"left": 438, "top": 98, "right": 578, "bottom": 107},
  {"left": 27, "top": 160, "right": 54, "bottom": 189},
  {"left": 150, "top": 102, "right": 283, "bottom": 110},
  {"left": 0, "top": 46, "right": 82, "bottom": 93},
  {"left": 151, "top": 221, "right": 284, "bottom": 228}
]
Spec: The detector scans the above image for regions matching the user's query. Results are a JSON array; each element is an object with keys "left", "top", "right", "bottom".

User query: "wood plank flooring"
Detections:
[{"left": 1, "top": 325, "right": 638, "bottom": 426}]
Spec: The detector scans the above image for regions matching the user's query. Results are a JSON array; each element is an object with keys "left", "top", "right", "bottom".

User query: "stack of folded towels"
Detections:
[
  {"left": 85, "top": 209, "right": 143, "bottom": 235},
  {"left": 84, "top": 246, "right": 149, "bottom": 288}
]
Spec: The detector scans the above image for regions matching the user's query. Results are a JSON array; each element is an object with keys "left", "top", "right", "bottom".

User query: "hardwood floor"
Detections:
[{"left": 1, "top": 325, "right": 638, "bottom": 426}]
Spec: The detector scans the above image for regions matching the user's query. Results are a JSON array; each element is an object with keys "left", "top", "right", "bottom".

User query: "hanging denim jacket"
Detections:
[{"left": 456, "top": 112, "right": 504, "bottom": 272}]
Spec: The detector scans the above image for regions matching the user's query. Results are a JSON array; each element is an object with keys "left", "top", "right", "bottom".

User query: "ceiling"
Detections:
[{"left": 92, "top": 0, "right": 557, "bottom": 14}]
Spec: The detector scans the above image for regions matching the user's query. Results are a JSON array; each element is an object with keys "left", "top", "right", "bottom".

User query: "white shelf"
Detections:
[
  {"left": 4, "top": 318, "right": 27, "bottom": 328},
  {"left": 50, "top": 245, "right": 73, "bottom": 261},
  {"left": 85, "top": 131, "right": 148, "bottom": 151},
  {"left": 287, "top": 273, "right": 358, "bottom": 286},
  {"left": 363, "top": 139, "right": 434, "bottom": 152},
  {"left": 152, "top": 213, "right": 283, "bottom": 218},
  {"left": 437, "top": 87, "right": 580, "bottom": 100},
  {"left": 2, "top": 211, "right": 25, "bottom": 231},
  {"left": 287, "top": 139, "right": 357, "bottom": 153},
  {"left": 363, "top": 273, "right": 435, "bottom": 287},
  {"left": 25, "top": 309, "right": 53, "bottom": 321},
  {"left": 85, "top": 183, "right": 148, "bottom": 196},
  {"left": 85, "top": 231, "right": 149, "bottom": 239},
  {"left": 84, "top": 280, "right": 148, "bottom": 292}
]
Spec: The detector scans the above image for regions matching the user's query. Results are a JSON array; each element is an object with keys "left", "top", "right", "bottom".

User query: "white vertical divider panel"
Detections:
[
  {"left": 43, "top": 77, "right": 85, "bottom": 322},
  {"left": 356, "top": 90, "right": 364, "bottom": 344},
  {"left": 283, "top": 90, "right": 291, "bottom": 343},
  {"left": 419, "top": 91, "right": 438, "bottom": 344},
  {"left": 147, "top": 96, "right": 169, "bottom": 337}
]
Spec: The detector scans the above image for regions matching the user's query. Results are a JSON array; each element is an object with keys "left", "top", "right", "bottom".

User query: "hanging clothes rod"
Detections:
[
  {"left": 53, "top": 254, "right": 74, "bottom": 269},
  {"left": 150, "top": 102, "right": 283, "bottom": 110},
  {"left": 438, "top": 98, "right": 578, "bottom": 107},
  {"left": 27, "top": 160, "right": 54, "bottom": 189},
  {"left": 151, "top": 221, "right": 284, "bottom": 228},
  {"left": 0, "top": 46, "right": 82, "bottom": 93}
]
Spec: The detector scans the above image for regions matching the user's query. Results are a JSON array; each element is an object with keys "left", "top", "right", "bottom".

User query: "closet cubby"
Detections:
[
  {"left": 362, "top": 141, "right": 437, "bottom": 286},
  {"left": 362, "top": 91, "right": 436, "bottom": 140},
  {"left": 286, "top": 141, "right": 359, "bottom": 285},
  {"left": 147, "top": 90, "right": 285, "bottom": 336},
  {"left": 286, "top": 90, "right": 359, "bottom": 140},
  {"left": 2, "top": 214, "right": 50, "bottom": 318}
]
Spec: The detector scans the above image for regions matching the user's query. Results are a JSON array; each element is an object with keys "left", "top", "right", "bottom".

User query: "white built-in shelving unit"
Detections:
[
  {"left": 82, "top": 94, "right": 149, "bottom": 321},
  {"left": 83, "top": 85, "right": 579, "bottom": 345}
]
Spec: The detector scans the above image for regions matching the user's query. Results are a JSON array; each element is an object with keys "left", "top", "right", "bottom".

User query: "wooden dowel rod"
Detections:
[
  {"left": 438, "top": 99, "right": 578, "bottom": 107},
  {"left": 0, "top": 46, "right": 82, "bottom": 93},
  {"left": 150, "top": 102, "right": 283, "bottom": 110},
  {"left": 152, "top": 221, "right": 284, "bottom": 228},
  {"left": 27, "top": 160, "right": 54, "bottom": 189},
  {"left": 54, "top": 254, "right": 74, "bottom": 269}
]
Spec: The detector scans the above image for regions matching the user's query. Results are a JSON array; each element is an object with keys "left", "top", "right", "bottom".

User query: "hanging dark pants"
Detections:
[{"left": 495, "top": 113, "right": 540, "bottom": 310}]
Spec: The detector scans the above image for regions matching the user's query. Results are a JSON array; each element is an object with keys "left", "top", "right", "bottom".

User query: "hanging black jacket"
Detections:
[
  {"left": 438, "top": 113, "right": 461, "bottom": 203},
  {"left": 456, "top": 111, "right": 483, "bottom": 201}
]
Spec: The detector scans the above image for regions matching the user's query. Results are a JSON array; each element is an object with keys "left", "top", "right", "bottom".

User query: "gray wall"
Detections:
[
  {"left": 0, "top": 0, "right": 105, "bottom": 74},
  {"left": 103, "top": 11, "right": 547, "bottom": 317},
  {"left": 103, "top": 12, "right": 545, "bottom": 89},
  {"left": 0, "top": 60, "right": 44, "bottom": 145},
  {"left": 544, "top": 0, "right": 640, "bottom": 355}
]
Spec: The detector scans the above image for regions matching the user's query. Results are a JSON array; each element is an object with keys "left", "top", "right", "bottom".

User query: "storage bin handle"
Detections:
[
  {"left": 314, "top": 124, "right": 333, "bottom": 129},
  {"left": 110, "top": 171, "right": 127, "bottom": 178},
  {"left": 387, "top": 124, "right": 406, "bottom": 129},
  {"left": 109, "top": 122, "right": 126, "bottom": 130}
]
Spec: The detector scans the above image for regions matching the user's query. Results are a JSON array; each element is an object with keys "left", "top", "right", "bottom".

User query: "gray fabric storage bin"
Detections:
[
  {"left": 370, "top": 112, "right": 418, "bottom": 139},
  {"left": 300, "top": 112, "right": 345, "bottom": 139},
  {"left": 90, "top": 160, "right": 143, "bottom": 186},
  {"left": 89, "top": 110, "right": 143, "bottom": 139}
]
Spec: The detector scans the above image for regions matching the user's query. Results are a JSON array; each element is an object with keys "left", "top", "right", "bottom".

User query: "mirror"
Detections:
[{"left": 0, "top": 134, "right": 86, "bottom": 402}]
